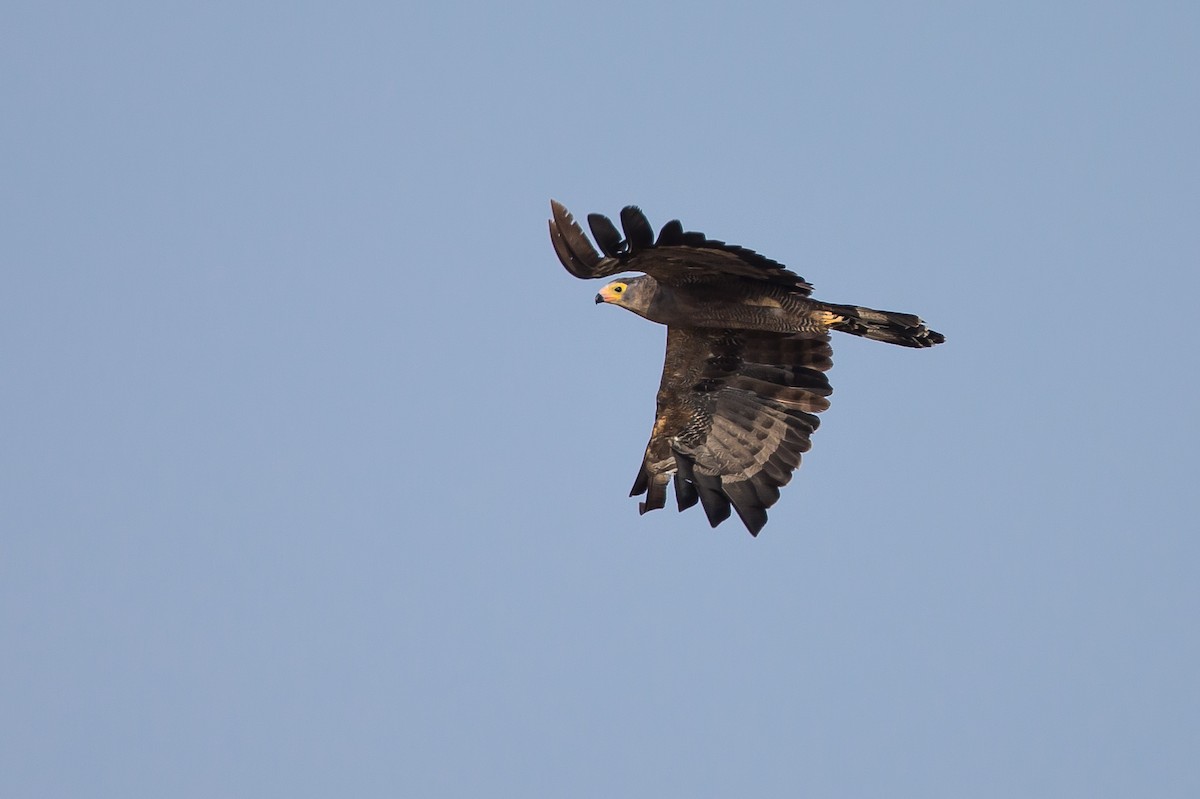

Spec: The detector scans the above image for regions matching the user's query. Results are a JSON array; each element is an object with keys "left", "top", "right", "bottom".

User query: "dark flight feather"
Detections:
[
  {"left": 548, "top": 203, "right": 606, "bottom": 278},
  {"left": 673, "top": 472, "right": 698, "bottom": 511},
  {"left": 722, "top": 480, "right": 767, "bottom": 535},
  {"left": 656, "top": 219, "right": 684, "bottom": 247},
  {"left": 587, "top": 213, "right": 625, "bottom": 258},
  {"left": 620, "top": 206, "right": 655, "bottom": 253}
]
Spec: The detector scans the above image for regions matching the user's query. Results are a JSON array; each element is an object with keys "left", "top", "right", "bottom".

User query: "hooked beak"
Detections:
[{"left": 594, "top": 293, "right": 605, "bottom": 304}]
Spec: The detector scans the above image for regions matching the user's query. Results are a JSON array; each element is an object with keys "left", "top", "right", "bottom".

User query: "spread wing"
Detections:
[
  {"left": 631, "top": 327, "right": 834, "bottom": 535},
  {"left": 549, "top": 200, "right": 813, "bottom": 294}
]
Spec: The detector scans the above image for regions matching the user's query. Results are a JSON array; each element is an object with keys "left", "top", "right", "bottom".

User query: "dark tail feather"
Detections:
[{"left": 826, "top": 303, "right": 945, "bottom": 348}]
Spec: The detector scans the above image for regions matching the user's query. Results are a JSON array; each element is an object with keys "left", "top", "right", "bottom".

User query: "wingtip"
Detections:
[
  {"left": 588, "top": 212, "right": 625, "bottom": 258},
  {"left": 656, "top": 219, "right": 684, "bottom": 246},
  {"left": 724, "top": 481, "right": 769, "bottom": 535},
  {"left": 548, "top": 199, "right": 605, "bottom": 278},
  {"left": 620, "top": 205, "right": 654, "bottom": 253}
]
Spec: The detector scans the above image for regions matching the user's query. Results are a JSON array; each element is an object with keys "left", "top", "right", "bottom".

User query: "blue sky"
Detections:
[{"left": 3, "top": 2, "right": 1198, "bottom": 796}]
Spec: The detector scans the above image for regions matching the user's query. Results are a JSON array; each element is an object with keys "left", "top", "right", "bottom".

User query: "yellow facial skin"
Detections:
[{"left": 594, "top": 281, "right": 628, "bottom": 305}]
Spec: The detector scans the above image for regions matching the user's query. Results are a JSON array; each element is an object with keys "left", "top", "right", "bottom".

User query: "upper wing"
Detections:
[
  {"left": 549, "top": 200, "right": 813, "bottom": 294},
  {"left": 630, "top": 326, "right": 834, "bottom": 535}
]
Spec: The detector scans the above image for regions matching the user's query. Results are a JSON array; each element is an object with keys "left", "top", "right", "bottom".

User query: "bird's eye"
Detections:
[{"left": 613, "top": 285, "right": 624, "bottom": 293}]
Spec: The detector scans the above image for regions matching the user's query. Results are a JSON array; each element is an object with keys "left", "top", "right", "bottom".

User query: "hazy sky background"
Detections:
[{"left": 3, "top": 2, "right": 1198, "bottom": 796}]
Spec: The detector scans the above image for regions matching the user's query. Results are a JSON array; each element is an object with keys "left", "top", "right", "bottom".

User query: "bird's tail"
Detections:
[{"left": 823, "top": 303, "right": 945, "bottom": 348}]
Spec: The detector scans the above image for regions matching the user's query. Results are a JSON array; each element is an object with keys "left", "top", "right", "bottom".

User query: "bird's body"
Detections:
[
  {"left": 549, "top": 200, "right": 943, "bottom": 535},
  {"left": 602, "top": 274, "right": 944, "bottom": 347}
]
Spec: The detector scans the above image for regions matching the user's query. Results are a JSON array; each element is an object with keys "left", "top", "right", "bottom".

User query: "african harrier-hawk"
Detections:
[{"left": 549, "top": 200, "right": 944, "bottom": 536}]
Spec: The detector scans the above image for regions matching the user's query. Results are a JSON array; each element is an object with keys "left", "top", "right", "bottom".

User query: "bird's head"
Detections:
[{"left": 594, "top": 276, "right": 657, "bottom": 317}]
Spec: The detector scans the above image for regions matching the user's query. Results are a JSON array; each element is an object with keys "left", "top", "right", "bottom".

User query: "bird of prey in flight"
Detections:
[{"left": 549, "top": 200, "right": 944, "bottom": 535}]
